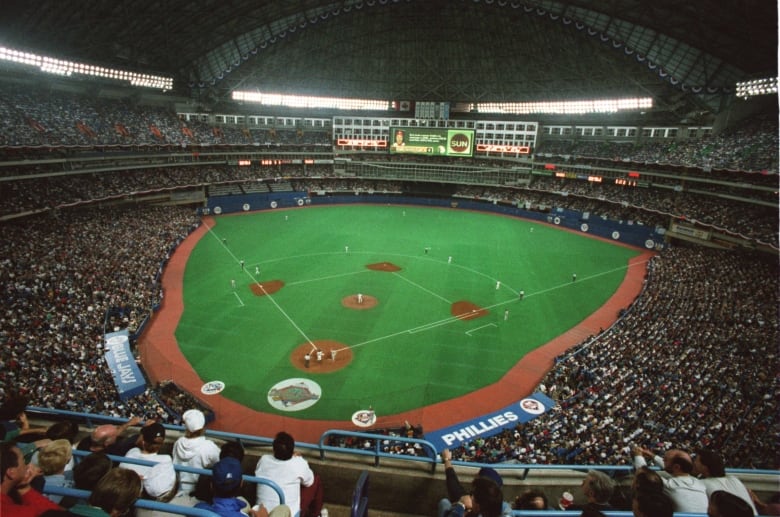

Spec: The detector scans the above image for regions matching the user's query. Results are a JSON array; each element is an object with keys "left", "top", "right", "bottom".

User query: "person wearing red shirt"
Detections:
[{"left": 1, "top": 442, "right": 61, "bottom": 516}]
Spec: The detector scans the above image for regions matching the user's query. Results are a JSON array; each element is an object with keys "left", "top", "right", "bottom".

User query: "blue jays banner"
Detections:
[
  {"left": 104, "top": 329, "right": 146, "bottom": 400},
  {"left": 425, "top": 392, "right": 556, "bottom": 451}
]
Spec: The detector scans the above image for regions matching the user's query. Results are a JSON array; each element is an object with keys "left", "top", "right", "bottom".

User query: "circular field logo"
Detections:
[
  {"left": 351, "top": 409, "right": 377, "bottom": 427},
  {"left": 267, "top": 378, "right": 321, "bottom": 411},
  {"left": 201, "top": 381, "right": 225, "bottom": 395}
]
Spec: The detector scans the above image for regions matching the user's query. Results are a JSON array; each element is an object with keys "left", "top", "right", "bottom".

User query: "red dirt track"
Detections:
[{"left": 139, "top": 215, "right": 654, "bottom": 443}]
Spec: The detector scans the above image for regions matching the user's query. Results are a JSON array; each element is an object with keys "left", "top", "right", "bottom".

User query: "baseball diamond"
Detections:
[{"left": 139, "top": 204, "right": 650, "bottom": 442}]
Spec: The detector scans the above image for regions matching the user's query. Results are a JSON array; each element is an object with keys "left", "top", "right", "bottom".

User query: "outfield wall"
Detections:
[{"left": 203, "top": 191, "right": 666, "bottom": 250}]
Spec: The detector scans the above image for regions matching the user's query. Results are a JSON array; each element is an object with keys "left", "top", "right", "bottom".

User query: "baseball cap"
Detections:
[
  {"left": 478, "top": 467, "right": 503, "bottom": 487},
  {"left": 182, "top": 409, "right": 205, "bottom": 432},
  {"left": 212, "top": 457, "right": 243, "bottom": 492},
  {"left": 142, "top": 422, "right": 166, "bottom": 444},
  {"left": 144, "top": 461, "right": 176, "bottom": 498}
]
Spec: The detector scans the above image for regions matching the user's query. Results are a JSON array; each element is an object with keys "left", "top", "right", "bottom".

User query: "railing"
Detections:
[
  {"left": 26, "top": 407, "right": 780, "bottom": 482},
  {"left": 43, "top": 485, "right": 221, "bottom": 516},
  {"left": 319, "top": 430, "right": 439, "bottom": 473},
  {"left": 350, "top": 471, "right": 369, "bottom": 517},
  {"left": 70, "top": 449, "right": 286, "bottom": 504}
]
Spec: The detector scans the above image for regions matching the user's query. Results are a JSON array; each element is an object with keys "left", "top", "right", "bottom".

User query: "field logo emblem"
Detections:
[
  {"left": 351, "top": 409, "right": 377, "bottom": 427},
  {"left": 268, "top": 378, "right": 321, "bottom": 411},
  {"left": 201, "top": 381, "right": 225, "bottom": 395}
]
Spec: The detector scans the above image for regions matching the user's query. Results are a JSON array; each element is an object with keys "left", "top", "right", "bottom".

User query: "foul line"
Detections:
[
  {"left": 206, "top": 222, "right": 649, "bottom": 355},
  {"left": 233, "top": 292, "right": 244, "bottom": 307},
  {"left": 206, "top": 222, "right": 318, "bottom": 349},
  {"left": 466, "top": 323, "right": 497, "bottom": 336},
  {"left": 346, "top": 259, "right": 648, "bottom": 351}
]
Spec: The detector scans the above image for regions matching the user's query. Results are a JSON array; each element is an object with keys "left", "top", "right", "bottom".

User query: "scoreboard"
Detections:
[{"left": 389, "top": 127, "right": 475, "bottom": 157}]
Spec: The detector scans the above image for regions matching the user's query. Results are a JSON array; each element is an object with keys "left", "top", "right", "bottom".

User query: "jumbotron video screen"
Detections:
[{"left": 389, "top": 127, "right": 475, "bottom": 157}]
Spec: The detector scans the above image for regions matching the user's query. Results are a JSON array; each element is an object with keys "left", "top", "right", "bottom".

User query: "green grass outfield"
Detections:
[{"left": 176, "top": 205, "right": 640, "bottom": 420}]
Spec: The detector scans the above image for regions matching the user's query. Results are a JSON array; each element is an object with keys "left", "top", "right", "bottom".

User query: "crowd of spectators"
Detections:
[
  {"left": 324, "top": 421, "right": 428, "bottom": 457},
  {"left": 448, "top": 245, "right": 778, "bottom": 470},
  {"left": 0, "top": 84, "right": 329, "bottom": 149},
  {"left": 2, "top": 163, "right": 776, "bottom": 247},
  {"left": 455, "top": 176, "right": 778, "bottom": 246},
  {"left": 0, "top": 206, "right": 200, "bottom": 421},
  {"left": 535, "top": 115, "right": 779, "bottom": 174}
]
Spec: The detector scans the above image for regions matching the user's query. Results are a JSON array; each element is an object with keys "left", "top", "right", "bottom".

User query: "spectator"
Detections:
[
  {"left": 36, "top": 440, "right": 74, "bottom": 504},
  {"left": 694, "top": 448, "right": 757, "bottom": 514},
  {"left": 708, "top": 490, "right": 754, "bottom": 517},
  {"left": 255, "top": 431, "right": 319, "bottom": 517},
  {"left": 570, "top": 470, "right": 615, "bottom": 514},
  {"left": 58, "top": 452, "right": 113, "bottom": 508},
  {"left": 438, "top": 448, "right": 512, "bottom": 517},
  {"left": 30, "top": 421, "right": 80, "bottom": 471},
  {"left": 0, "top": 394, "right": 48, "bottom": 442},
  {"left": 1, "top": 442, "right": 61, "bottom": 516},
  {"left": 59, "top": 467, "right": 142, "bottom": 517},
  {"left": 631, "top": 466, "right": 664, "bottom": 495},
  {"left": 119, "top": 422, "right": 171, "bottom": 479},
  {"left": 513, "top": 488, "right": 550, "bottom": 510},
  {"left": 193, "top": 440, "right": 249, "bottom": 504},
  {"left": 633, "top": 447, "right": 708, "bottom": 514},
  {"left": 76, "top": 416, "right": 142, "bottom": 456},
  {"left": 196, "top": 457, "right": 291, "bottom": 517},
  {"left": 172, "top": 409, "right": 220, "bottom": 497},
  {"left": 748, "top": 489, "right": 780, "bottom": 516},
  {"left": 443, "top": 477, "right": 505, "bottom": 517},
  {"left": 137, "top": 461, "right": 198, "bottom": 517},
  {"left": 632, "top": 490, "right": 674, "bottom": 517}
]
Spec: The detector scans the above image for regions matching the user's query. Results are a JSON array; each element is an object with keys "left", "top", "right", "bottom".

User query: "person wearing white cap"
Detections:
[{"left": 172, "top": 409, "right": 220, "bottom": 497}]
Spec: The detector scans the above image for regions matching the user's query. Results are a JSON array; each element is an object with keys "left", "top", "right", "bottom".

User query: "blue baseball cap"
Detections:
[{"left": 212, "top": 457, "right": 243, "bottom": 491}]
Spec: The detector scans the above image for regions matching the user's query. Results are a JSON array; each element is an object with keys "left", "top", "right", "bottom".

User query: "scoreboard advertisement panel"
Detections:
[{"left": 389, "top": 127, "right": 475, "bottom": 157}]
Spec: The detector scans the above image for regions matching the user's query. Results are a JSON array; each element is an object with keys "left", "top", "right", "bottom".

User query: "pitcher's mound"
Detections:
[
  {"left": 250, "top": 280, "right": 284, "bottom": 296},
  {"left": 366, "top": 262, "right": 401, "bottom": 272},
  {"left": 292, "top": 340, "right": 353, "bottom": 373},
  {"left": 342, "top": 294, "right": 378, "bottom": 310},
  {"left": 452, "top": 301, "right": 489, "bottom": 320}
]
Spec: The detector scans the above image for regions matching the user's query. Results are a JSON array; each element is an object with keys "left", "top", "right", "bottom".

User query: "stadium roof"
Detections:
[{"left": 0, "top": 0, "right": 776, "bottom": 118}]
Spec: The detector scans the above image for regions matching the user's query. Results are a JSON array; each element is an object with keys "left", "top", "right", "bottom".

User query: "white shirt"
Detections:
[
  {"left": 255, "top": 454, "right": 314, "bottom": 516},
  {"left": 634, "top": 455, "right": 708, "bottom": 513},
  {"left": 119, "top": 447, "right": 173, "bottom": 479},
  {"left": 172, "top": 435, "right": 221, "bottom": 496},
  {"left": 701, "top": 475, "right": 758, "bottom": 515}
]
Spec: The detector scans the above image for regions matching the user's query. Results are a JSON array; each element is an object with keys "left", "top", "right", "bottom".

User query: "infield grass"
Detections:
[{"left": 176, "top": 205, "right": 640, "bottom": 420}]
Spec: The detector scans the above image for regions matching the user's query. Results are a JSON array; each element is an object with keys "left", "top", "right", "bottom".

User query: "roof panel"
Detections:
[{"left": 0, "top": 0, "right": 774, "bottom": 116}]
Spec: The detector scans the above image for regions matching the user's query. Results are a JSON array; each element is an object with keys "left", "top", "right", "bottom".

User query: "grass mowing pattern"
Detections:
[{"left": 176, "top": 205, "right": 640, "bottom": 420}]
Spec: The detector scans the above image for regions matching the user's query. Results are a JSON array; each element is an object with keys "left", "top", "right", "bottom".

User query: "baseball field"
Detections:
[{"left": 165, "top": 204, "right": 643, "bottom": 424}]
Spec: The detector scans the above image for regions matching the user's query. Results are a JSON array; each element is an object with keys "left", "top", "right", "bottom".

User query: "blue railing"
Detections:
[
  {"left": 350, "top": 471, "right": 369, "bottom": 517},
  {"left": 26, "top": 406, "right": 780, "bottom": 482},
  {"left": 69, "top": 449, "right": 285, "bottom": 504},
  {"left": 319, "top": 430, "right": 439, "bottom": 472},
  {"left": 43, "top": 485, "right": 220, "bottom": 516}
]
